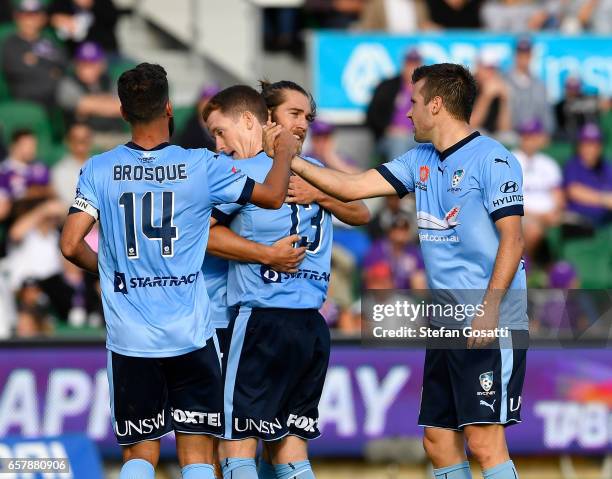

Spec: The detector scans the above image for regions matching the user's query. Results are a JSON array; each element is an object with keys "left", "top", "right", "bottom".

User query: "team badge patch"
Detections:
[
  {"left": 420, "top": 166, "right": 430, "bottom": 182},
  {"left": 479, "top": 371, "right": 494, "bottom": 392},
  {"left": 451, "top": 169, "right": 465, "bottom": 188}
]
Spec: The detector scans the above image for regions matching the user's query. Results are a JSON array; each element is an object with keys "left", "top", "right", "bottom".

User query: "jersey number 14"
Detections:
[{"left": 119, "top": 191, "right": 177, "bottom": 259}]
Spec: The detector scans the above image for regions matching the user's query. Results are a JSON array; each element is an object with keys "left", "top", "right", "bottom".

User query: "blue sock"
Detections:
[
  {"left": 119, "top": 459, "right": 155, "bottom": 479},
  {"left": 483, "top": 460, "right": 518, "bottom": 479},
  {"left": 222, "top": 458, "right": 258, "bottom": 479},
  {"left": 257, "top": 458, "right": 276, "bottom": 479},
  {"left": 274, "top": 460, "right": 315, "bottom": 479},
  {"left": 182, "top": 463, "right": 215, "bottom": 479},
  {"left": 433, "top": 460, "right": 472, "bottom": 479}
]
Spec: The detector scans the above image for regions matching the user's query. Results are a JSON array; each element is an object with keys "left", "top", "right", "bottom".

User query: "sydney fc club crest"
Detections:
[
  {"left": 451, "top": 169, "right": 465, "bottom": 188},
  {"left": 420, "top": 165, "right": 430, "bottom": 182},
  {"left": 479, "top": 371, "right": 494, "bottom": 392}
]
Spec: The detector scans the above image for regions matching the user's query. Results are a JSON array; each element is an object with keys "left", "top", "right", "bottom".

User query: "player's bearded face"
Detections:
[{"left": 271, "top": 90, "right": 311, "bottom": 154}]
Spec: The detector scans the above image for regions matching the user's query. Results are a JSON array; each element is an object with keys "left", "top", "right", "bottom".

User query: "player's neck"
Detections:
[
  {"left": 431, "top": 121, "right": 474, "bottom": 154},
  {"left": 130, "top": 118, "right": 170, "bottom": 150}
]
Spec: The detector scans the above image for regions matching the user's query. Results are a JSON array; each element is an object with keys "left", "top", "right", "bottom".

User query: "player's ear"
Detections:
[
  {"left": 430, "top": 96, "right": 442, "bottom": 115},
  {"left": 165, "top": 101, "right": 173, "bottom": 117},
  {"left": 244, "top": 111, "right": 254, "bottom": 130},
  {"left": 119, "top": 105, "right": 129, "bottom": 123}
]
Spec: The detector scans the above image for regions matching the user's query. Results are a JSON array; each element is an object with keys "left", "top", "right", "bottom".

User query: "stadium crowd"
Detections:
[{"left": 0, "top": 0, "right": 610, "bottom": 339}]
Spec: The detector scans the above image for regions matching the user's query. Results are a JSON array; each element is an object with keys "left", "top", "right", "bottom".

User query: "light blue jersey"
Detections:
[
  {"left": 376, "top": 132, "right": 528, "bottom": 329},
  {"left": 213, "top": 153, "right": 332, "bottom": 309},
  {"left": 202, "top": 244, "right": 230, "bottom": 329},
  {"left": 73, "top": 142, "right": 253, "bottom": 357}
]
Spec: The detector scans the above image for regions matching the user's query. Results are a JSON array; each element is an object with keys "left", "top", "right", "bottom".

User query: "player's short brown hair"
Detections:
[
  {"left": 412, "top": 63, "right": 477, "bottom": 122},
  {"left": 202, "top": 85, "right": 268, "bottom": 124}
]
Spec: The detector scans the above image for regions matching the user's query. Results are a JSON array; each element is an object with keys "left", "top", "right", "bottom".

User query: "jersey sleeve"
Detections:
[
  {"left": 70, "top": 158, "right": 99, "bottom": 220},
  {"left": 212, "top": 202, "right": 242, "bottom": 225},
  {"left": 482, "top": 148, "right": 524, "bottom": 222},
  {"left": 207, "top": 153, "right": 254, "bottom": 206},
  {"left": 374, "top": 150, "right": 416, "bottom": 197}
]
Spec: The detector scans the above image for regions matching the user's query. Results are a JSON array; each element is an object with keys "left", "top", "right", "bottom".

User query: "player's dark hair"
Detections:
[
  {"left": 118, "top": 63, "right": 169, "bottom": 124},
  {"left": 411, "top": 63, "right": 477, "bottom": 122},
  {"left": 202, "top": 85, "right": 268, "bottom": 124},
  {"left": 259, "top": 80, "right": 316, "bottom": 122},
  {"left": 10, "top": 128, "right": 35, "bottom": 144}
]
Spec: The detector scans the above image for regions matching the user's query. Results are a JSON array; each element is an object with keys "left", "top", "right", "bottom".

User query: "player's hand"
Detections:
[
  {"left": 286, "top": 176, "right": 323, "bottom": 205},
  {"left": 274, "top": 127, "right": 299, "bottom": 159},
  {"left": 264, "top": 234, "right": 306, "bottom": 273},
  {"left": 467, "top": 300, "right": 499, "bottom": 349},
  {"left": 262, "top": 121, "right": 282, "bottom": 158}
]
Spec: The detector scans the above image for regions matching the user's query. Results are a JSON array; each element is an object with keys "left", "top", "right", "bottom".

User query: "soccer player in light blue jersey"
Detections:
[
  {"left": 59, "top": 63, "right": 298, "bottom": 479},
  {"left": 202, "top": 85, "right": 369, "bottom": 479},
  {"left": 289, "top": 64, "right": 527, "bottom": 479}
]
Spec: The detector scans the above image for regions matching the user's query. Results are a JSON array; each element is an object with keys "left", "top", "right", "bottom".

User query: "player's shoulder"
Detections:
[
  {"left": 395, "top": 143, "right": 437, "bottom": 164},
  {"left": 472, "top": 134, "right": 518, "bottom": 167}
]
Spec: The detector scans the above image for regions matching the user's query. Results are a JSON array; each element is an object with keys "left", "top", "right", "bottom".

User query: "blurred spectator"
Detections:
[
  {"left": 471, "top": 50, "right": 512, "bottom": 139},
  {"left": 366, "top": 48, "right": 421, "bottom": 162},
  {"left": 304, "top": 0, "right": 365, "bottom": 28},
  {"left": 553, "top": 0, "right": 599, "bottom": 32},
  {"left": 563, "top": 123, "right": 612, "bottom": 228},
  {"left": 174, "top": 85, "right": 219, "bottom": 151},
  {"left": 306, "top": 120, "right": 361, "bottom": 174},
  {"left": 48, "top": 0, "right": 120, "bottom": 56},
  {"left": 363, "top": 212, "right": 427, "bottom": 289},
  {"left": 591, "top": 0, "right": 612, "bottom": 32},
  {"left": 4, "top": 198, "right": 65, "bottom": 292},
  {"left": 424, "top": 0, "right": 482, "bottom": 28},
  {"left": 263, "top": 8, "right": 301, "bottom": 54},
  {"left": 513, "top": 119, "right": 564, "bottom": 260},
  {"left": 56, "top": 41, "right": 125, "bottom": 150},
  {"left": 482, "top": 0, "right": 550, "bottom": 32},
  {"left": 507, "top": 38, "right": 554, "bottom": 136},
  {"left": 52, "top": 122, "right": 92, "bottom": 206},
  {"left": 368, "top": 195, "right": 414, "bottom": 239},
  {"left": 15, "top": 277, "right": 52, "bottom": 337},
  {"left": 1, "top": 0, "right": 67, "bottom": 109},
  {"left": 0, "top": 129, "right": 53, "bottom": 202},
  {"left": 554, "top": 76, "right": 601, "bottom": 142},
  {"left": 357, "top": 0, "right": 431, "bottom": 32},
  {"left": 39, "top": 257, "right": 102, "bottom": 327}
]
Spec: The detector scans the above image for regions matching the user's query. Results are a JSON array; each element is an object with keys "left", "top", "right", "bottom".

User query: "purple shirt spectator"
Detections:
[
  {"left": 363, "top": 239, "right": 424, "bottom": 289},
  {"left": 389, "top": 83, "right": 414, "bottom": 131},
  {"left": 563, "top": 157, "right": 612, "bottom": 224},
  {"left": 0, "top": 159, "right": 50, "bottom": 200}
]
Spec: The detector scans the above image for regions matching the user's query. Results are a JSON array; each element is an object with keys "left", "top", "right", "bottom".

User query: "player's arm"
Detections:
[
  {"left": 60, "top": 210, "right": 98, "bottom": 275},
  {"left": 207, "top": 224, "right": 306, "bottom": 273},
  {"left": 290, "top": 157, "right": 397, "bottom": 202},
  {"left": 249, "top": 128, "right": 297, "bottom": 209},
  {"left": 469, "top": 150, "right": 526, "bottom": 348},
  {"left": 286, "top": 176, "right": 371, "bottom": 225}
]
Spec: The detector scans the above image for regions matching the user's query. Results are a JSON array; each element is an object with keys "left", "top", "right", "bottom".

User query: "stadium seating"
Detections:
[{"left": 0, "top": 100, "right": 62, "bottom": 165}]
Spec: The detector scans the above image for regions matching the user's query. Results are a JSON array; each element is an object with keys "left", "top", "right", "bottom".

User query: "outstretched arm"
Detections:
[
  {"left": 208, "top": 225, "right": 306, "bottom": 273},
  {"left": 291, "top": 156, "right": 397, "bottom": 202},
  {"left": 286, "top": 176, "right": 371, "bottom": 225}
]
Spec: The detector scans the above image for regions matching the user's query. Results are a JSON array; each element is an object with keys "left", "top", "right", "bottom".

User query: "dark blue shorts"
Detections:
[
  {"left": 107, "top": 337, "right": 224, "bottom": 446},
  {"left": 222, "top": 307, "right": 330, "bottom": 441},
  {"left": 418, "top": 328, "right": 528, "bottom": 430}
]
